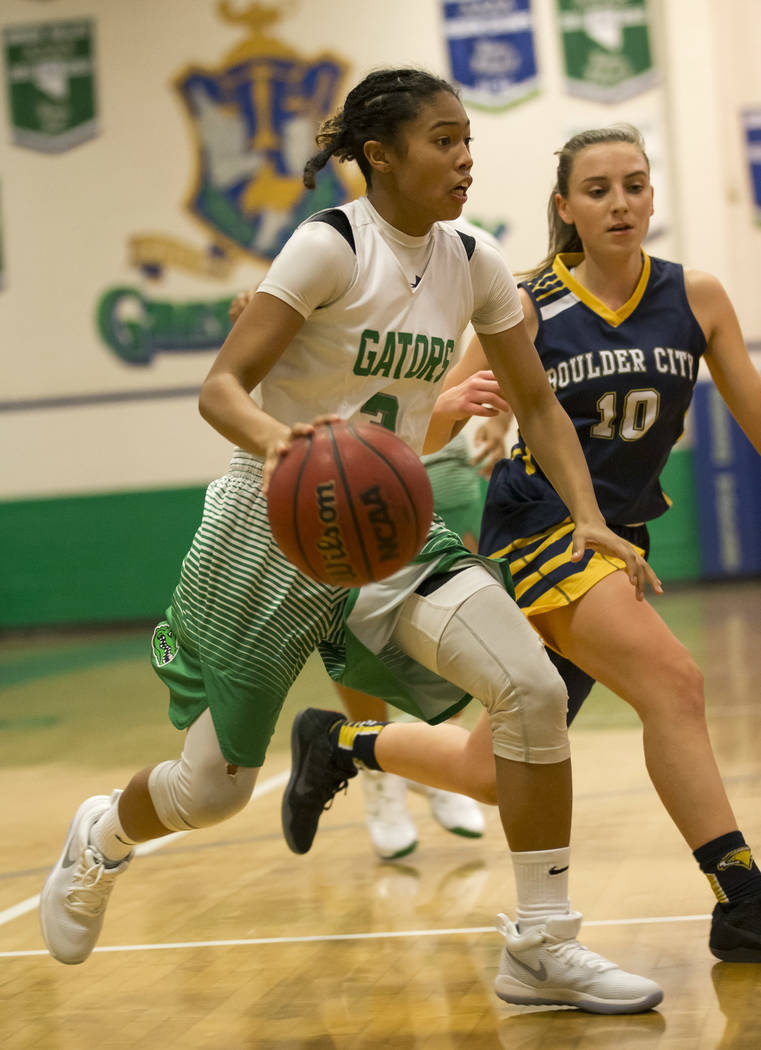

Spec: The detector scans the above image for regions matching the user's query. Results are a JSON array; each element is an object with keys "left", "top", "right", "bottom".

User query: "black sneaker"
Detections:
[
  {"left": 281, "top": 708, "right": 357, "bottom": 855},
  {"left": 710, "top": 898, "right": 761, "bottom": 961}
]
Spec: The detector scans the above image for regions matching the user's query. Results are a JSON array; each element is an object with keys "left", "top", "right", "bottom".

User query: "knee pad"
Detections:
[
  {"left": 148, "top": 756, "right": 257, "bottom": 831},
  {"left": 148, "top": 709, "right": 258, "bottom": 830},
  {"left": 395, "top": 565, "right": 570, "bottom": 765},
  {"left": 480, "top": 640, "right": 570, "bottom": 765}
]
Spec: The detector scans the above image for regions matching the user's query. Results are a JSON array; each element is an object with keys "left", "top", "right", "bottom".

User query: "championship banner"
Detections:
[
  {"left": 741, "top": 109, "right": 761, "bottom": 225},
  {"left": 3, "top": 19, "right": 98, "bottom": 152},
  {"left": 556, "top": 0, "right": 656, "bottom": 102},
  {"left": 441, "top": 0, "right": 538, "bottom": 111}
]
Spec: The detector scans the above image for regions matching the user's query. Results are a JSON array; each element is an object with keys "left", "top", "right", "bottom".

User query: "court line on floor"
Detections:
[
  {"left": 0, "top": 768, "right": 290, "bottom": 929},
  {"left": 0, "top": 914, "right": 712, "bottom": 959}
]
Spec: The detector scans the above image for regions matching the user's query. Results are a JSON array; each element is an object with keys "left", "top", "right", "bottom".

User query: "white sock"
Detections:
[
  {"left": 510, "top": 846, "right": 571, "bottom": 928},
  {"left": 89, "top": 798, "right": 137, "bottom": 865}
]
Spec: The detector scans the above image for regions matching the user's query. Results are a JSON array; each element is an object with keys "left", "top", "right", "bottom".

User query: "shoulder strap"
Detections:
[
  {"left": 304, "top": 208, "right": 356, "bottom": 254},
  {"left": 456, "top": 229, "right": 476, "bottom": 260}
]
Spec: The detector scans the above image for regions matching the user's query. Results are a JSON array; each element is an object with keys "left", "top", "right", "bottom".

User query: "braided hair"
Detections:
[
  {"left": 521, "top": 124, "right": 650, "bottom": 281},
  {"left": 303, "top": 68, "right": 458, "bottom": 189}
]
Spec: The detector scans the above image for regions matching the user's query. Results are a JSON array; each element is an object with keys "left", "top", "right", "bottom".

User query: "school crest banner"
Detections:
[
  {"left": 441, "top": 0, "right": 538, "bottom": 111},
  {"left": 556, "top": 0, "right": 656, "bottom": 102},
  {"left": 3, "top": 19, "right": 98, "bottom": 152},
  {"left": 741, "top": 109, "right": 761, "bottom": 225}
]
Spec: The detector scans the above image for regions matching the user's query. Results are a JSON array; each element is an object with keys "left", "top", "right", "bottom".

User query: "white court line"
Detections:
[
  {"left": 0, "top": 765, "right": 712, "bottom": 960},
  {"left": 0, "top": 914, "right": 712, "bottom": 960},
  {"left": 0, "top": 768, "right": 290, "bottom": 929}
]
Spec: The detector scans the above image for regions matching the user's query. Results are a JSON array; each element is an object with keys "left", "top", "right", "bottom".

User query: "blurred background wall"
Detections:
[{"left": 2, "top": 0, "right": 760, "bottom": 628}]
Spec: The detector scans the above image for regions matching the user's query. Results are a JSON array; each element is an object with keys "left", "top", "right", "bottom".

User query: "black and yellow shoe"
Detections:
[
  {"left": 710, "top": 898, "right": 761, "bottom": 961},
  {"left": 281, "top": 708, "right": 357, "bottom": 855}
]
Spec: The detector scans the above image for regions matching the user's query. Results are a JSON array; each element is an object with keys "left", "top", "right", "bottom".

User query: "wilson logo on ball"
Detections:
[
  {"left": 267, "top": 420, "right": 433, "bottom": 587},
  {"left": 314, "top": 481, "right": 354, "bottom": 584}
]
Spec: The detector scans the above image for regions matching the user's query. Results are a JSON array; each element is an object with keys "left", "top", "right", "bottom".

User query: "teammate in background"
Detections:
[
  {"left": 39, "top": 71, "right": 661, "bottom": 1013},
  {"left": 294, "top": 123, "right": 761, "bottom": 965}
]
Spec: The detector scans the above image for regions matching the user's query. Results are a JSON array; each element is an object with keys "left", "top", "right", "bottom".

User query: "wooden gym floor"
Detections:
[{"left": 1, "top": 578, "right": 760, "bottom": 1049}]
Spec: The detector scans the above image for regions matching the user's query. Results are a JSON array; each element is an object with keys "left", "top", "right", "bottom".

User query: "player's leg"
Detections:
[
  {"left": 334, "top": 682, "right": 418, "bottom": 859},
  {"left": 387, "top": 566, "right": 661, "bottom": 1011},
  {"left": 284, "top": 566, "right": 662, "bottom": 1012},
  {"left": 39, "top": 707, "right": 259, "bottom": 965},
  {"left": 334, "top": 682, "right": 484, "bottom": 858},
  {"left": 533, "top": 570, "right": 761, "bottom": 961}
]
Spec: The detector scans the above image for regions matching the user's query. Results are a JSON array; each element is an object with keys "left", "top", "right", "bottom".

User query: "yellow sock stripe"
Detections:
[
  {"left": 706, "top": 872, "right": 729, "bottom": 904},
  {"left": 337, "top": 721, "right": 381, "bottom": 752}
]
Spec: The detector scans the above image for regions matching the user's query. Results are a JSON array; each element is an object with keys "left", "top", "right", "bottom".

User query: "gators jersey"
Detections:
[
  {"left": 480, "top": 251, "right": 707, "bottom": 546},
  {"left": 255, "top": 196, "right": 521, "bottom": 456}
]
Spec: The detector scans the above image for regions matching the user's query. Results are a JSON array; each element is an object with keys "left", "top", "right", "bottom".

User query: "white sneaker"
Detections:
[
  {"left": 39, "top": 792, "right": 133, "bottom": 964},
  {"left": 360, "top": 770, "right": 417, "bottom": 860},
  {"left": 408, "top": 782, "right": 485, "bottom": 838},
  {"left": 494, "top": 912, "right": 663, "bottom": 1014}
]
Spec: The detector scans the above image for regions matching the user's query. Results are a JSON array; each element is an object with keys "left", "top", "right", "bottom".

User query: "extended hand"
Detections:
[
  {"left": 438, "top": 369, "right": 511, "bottom": 420},
  {"left": 470, "top": 411, "right": 514, "bottom": 475}
]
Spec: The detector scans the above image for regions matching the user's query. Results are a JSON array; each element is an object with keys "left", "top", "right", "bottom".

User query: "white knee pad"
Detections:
[
  {"left": 148, "top": 708, "right": 259, "bottom": 831},
  {"left": 392, "top": 566, "right": 570, "bottom": 764}
]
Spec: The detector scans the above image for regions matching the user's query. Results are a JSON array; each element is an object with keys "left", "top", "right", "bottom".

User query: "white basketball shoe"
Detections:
[
  {"left": 39, "top": 792, "right": 133, "bottom": 964},
  {"left": 360, "top": 770, "right": 418, "bottom": 859},
  {"left": 494, "top": 912, "right": 663, "bottom": 1014},
  {"left": 406, "top": 781, "right": 485, "bottom": 838}
]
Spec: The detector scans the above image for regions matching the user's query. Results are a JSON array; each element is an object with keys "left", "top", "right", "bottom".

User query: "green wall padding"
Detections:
[
  {"left": 1, "top": 450, "right": 704, "bottom": 630},
  {"left": 647, "top": 448, "right": 702, "bottom": 583},
  {"left": 1, "top": 486, "right": 206, "bottom": 629}
]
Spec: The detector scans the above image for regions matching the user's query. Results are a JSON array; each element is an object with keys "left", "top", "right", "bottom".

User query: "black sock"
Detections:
[
  {"left": 329, "top": 719, "right": 388, "bottom": 772},
  {"left": 694, "top": 831, "right": 761, "bottom": 905}
]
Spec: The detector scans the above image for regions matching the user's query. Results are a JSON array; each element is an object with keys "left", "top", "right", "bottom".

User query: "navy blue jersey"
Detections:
[{"left": 480, "top": 252, "right": 707, "bottom": 548}]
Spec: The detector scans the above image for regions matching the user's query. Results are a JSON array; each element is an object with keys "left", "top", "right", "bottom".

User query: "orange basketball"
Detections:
[{"left": 267, "top": 421, "right": 434, "bottom": 587}]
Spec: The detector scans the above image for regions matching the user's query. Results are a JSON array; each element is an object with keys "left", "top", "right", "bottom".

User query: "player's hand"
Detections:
[
  {"left": 229, "top": 288, "right": 256, "bottom": 324},
  {"left": 261, "top": 415, "right": 342, "bottom": 494},
  {"left": 570, "top": 522, "right": 663, "bottom": 600},
  {"left": 470, "top": 412, "right": 513, "bottom": 475},
  {"left": 437, "top": 370, "right": 511, "bottom": 421}
]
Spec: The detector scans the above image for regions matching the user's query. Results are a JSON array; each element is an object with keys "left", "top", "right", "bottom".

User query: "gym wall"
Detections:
[{"left": 2, "top": 0, "right": 760, "bottom": 627}]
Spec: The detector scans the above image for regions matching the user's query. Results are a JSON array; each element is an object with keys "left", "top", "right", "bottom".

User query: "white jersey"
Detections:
[{"left": 256, "top": 196, "right": 522, "bottom": 454}]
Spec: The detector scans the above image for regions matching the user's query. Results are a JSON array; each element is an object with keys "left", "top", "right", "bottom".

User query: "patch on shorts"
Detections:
[{"left": 151, "top": 622, "right": 179, "bottom": 667}]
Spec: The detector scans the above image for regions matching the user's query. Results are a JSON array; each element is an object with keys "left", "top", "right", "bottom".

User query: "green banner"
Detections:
[
  {"left": 556, "top": 0, "right": 656, "bottom": 102},
  {"left": 3, "top": 19, "right": 98, "bottom": 152}
]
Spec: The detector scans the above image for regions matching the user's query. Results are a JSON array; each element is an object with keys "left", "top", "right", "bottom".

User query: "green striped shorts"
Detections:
[{"left": 151, "top": 452, "right": 512, "bottom": 766}]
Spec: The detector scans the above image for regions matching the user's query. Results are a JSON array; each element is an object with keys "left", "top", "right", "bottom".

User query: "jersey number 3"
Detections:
[{"left": 360, "top": 392, "right": 399, "bottom": 432}]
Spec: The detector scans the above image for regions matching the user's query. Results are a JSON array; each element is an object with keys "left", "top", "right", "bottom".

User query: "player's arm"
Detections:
[
  {"left": 423, "top": 333, "right": 511, "bottom": 453},
  {"left": 423, "top": 284, "right": 538, "bottom": 454},
  {"left": 478, "top": 319, "right": 661, "bottom": 598},
  {"left": 686, "top": 269, "right": 761, "bottom": 455},
  {"left": 200, "top": 290, "right": 305, "bottom": 460},
  {"left": 200, "top": 222, "right": 354, "bottom": 485}
]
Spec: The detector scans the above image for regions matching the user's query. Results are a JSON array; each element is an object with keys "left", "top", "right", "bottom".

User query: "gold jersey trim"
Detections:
[{"left": 552, "top": 251, "right": 651, "bottom": 328}]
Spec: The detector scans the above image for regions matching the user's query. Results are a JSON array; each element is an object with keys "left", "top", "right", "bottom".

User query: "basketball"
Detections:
[{"left": 267, "top": 421, "right": 434, "bottom": 587}]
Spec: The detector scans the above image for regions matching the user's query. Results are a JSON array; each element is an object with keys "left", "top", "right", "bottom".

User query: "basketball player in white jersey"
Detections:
[{"left": 39, "top": 67, "right": 662, "bottom": 1014}]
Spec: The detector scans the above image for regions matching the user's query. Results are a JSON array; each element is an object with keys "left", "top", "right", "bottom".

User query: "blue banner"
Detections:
[
  {"left": 742, "top": 109, "right": 761, "bottom": 224},
  {"left": 441, "top": 0, "right": 538, "bottom": 111},
  {"left": 692, "top": 380, "right": 761, "bottom": 578}
]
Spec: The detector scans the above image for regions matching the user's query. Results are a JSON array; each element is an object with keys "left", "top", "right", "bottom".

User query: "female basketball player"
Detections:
[
  {"left": 302, "top": 124, "right": 761, "bottom": 965},
  {"left": 39, "top": 71, "right": 662, "bottom": 1013},
  {"left": 227, "top": 233, "right": 509, "bottom": 864}
]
